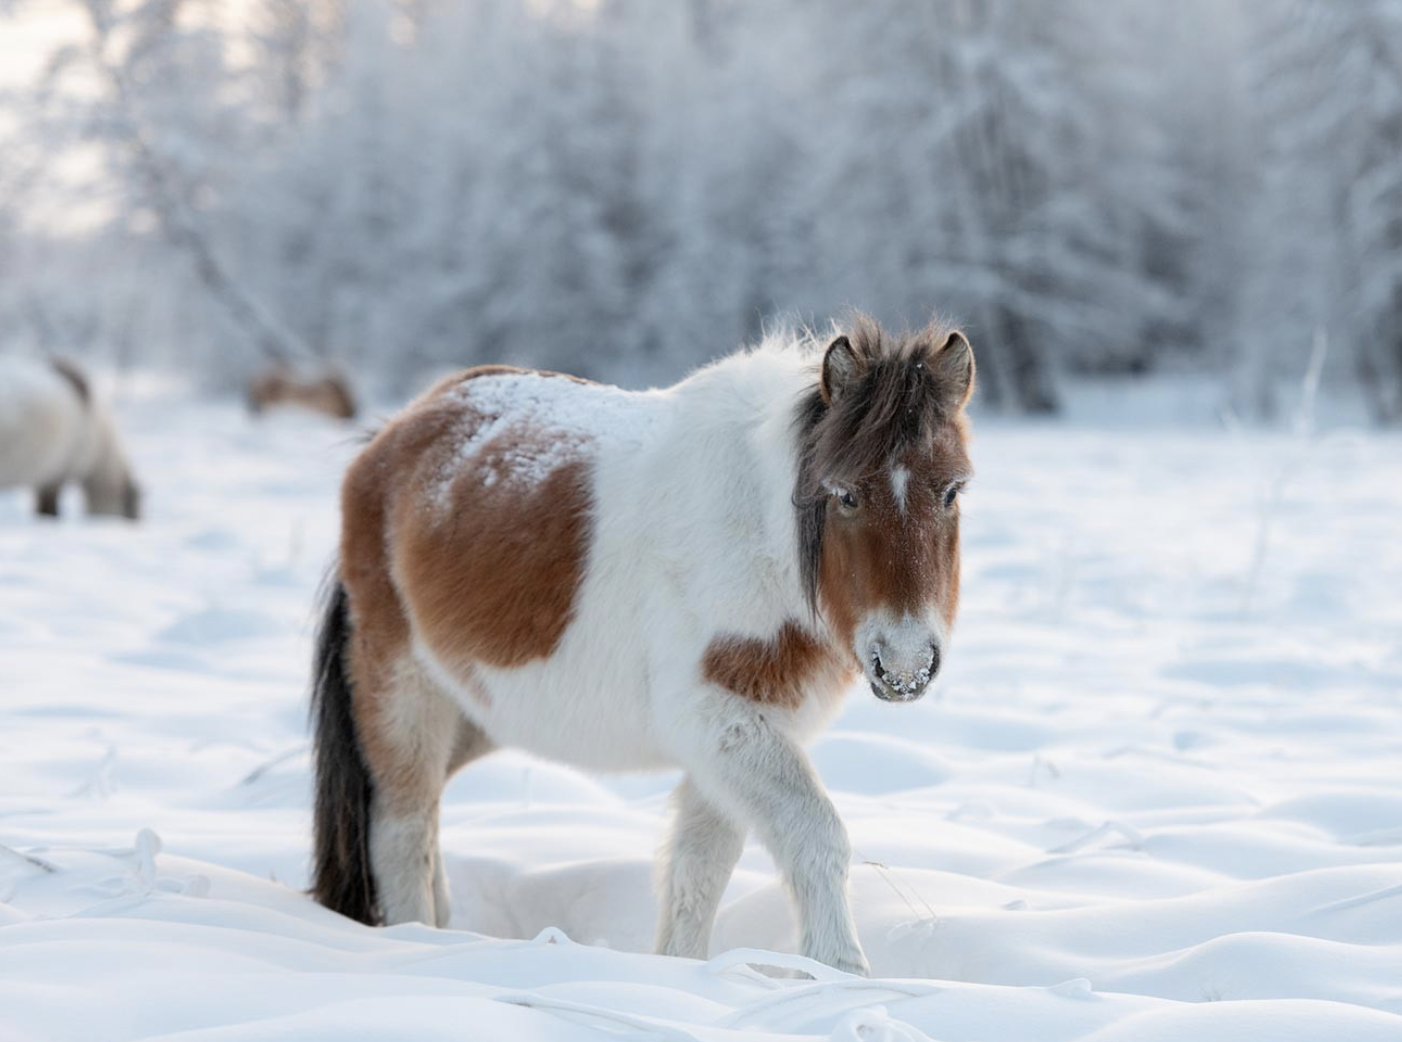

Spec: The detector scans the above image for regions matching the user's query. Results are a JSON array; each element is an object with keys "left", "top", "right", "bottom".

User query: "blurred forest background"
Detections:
[{"left": 1, "top": 0, "right": 1400, "bottom": 418}]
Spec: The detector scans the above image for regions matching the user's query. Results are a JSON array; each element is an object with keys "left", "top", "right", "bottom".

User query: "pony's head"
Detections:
[
  {"left": 83, "top": 409, "right": 142, "bottom": 520},
  {"left": 795, "top": 316, "right": 974, "bottom": 702}
]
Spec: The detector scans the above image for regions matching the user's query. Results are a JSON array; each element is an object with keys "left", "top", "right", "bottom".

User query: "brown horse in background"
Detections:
[{"left": 247, "top": 366, "right": 358, "bottom": 420}]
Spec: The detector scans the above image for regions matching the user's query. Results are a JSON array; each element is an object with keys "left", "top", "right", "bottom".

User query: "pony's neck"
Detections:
[{"left": 707, "top": 339, "right": 831, "bottom": 635}]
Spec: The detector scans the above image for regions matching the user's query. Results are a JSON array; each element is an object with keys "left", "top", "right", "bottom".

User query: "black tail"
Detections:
[{"left": 309, "top": 578, "right": 379, "bottom": 924}]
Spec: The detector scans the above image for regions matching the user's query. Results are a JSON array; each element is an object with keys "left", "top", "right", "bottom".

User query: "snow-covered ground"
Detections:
[{"left": 3, "top": 383, "right": 1401, "bottom": 1041}]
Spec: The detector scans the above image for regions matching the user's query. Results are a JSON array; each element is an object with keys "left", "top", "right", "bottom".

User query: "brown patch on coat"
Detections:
[
  {"left": 396, "top": 452, "right": 593, "bottom": 670},
  {"left": 339, "top": 365, "right": 596, "bottom": 683},
  {"left": 702, "top": 620, "right": 857, "bottom": 709},
  {"left": 344, "top": 367, "right": 595, "bottom": 679},
  {"left": 392, "top": 370, "right": 596, "bottom": 671},
  {"left": 248, "top": 367, "right": 357, "bottom": 419},
  {"left": 49, "top": 358, "right": 91, "bottom": 406},
  {"left": 339, "top": 399, "right": 465, "bottom": 811},
  {"left": 794, "top": 315, "right": 974, "bottom": 645},
  {"left": 334, "top": 367, "right": 594, "bottom": 823}
]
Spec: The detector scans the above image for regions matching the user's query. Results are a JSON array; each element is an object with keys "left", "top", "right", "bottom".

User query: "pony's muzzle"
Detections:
[{"left": 867, "top": 640, "right": 939, "bottom": 702}]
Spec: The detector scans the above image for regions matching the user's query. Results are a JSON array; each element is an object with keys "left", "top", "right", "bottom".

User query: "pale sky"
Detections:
[
  {"left": 0, "top": 0, "right": 263, "bottom": 88},
  {"left": 0, "top": 4, "right": 115, "bottom": 233},
  {"left": 0, "top": 1, "right": 87, "bottom": 87}
]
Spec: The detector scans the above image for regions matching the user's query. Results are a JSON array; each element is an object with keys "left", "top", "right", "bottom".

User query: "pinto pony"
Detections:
[
  {"left": 310, "top": 316, "right": 975, "bottom": 974},
  {"left": 0, "top": 356, "right": 141, "bottom": 519}
]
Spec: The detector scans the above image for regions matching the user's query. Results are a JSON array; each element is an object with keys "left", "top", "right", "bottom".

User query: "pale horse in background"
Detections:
[{"left": 0, "top": 356, "right": 141, "bottom": 519}]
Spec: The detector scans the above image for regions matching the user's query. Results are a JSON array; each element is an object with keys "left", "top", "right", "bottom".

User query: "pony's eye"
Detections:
[
  {"left": 835, "top": 489, "right": 859, "bottom": 512},
  {"left": 943, "top": 485, "right": 960, "bottom": 508}
]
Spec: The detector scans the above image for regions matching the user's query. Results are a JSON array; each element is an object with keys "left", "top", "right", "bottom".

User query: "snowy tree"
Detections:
[
  {"left": 1340, "top": 2, "right": 1402, "bottom": 421},
  {"left": 2, "top": 0, "right": 1399, "bottom": 415},
  {"left": 1238, "top": 0, "right": 1402, "bottom": 420}
]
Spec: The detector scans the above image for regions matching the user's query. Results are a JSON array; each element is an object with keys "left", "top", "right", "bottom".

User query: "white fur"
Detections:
[
  {"left": 370, "top": 809, "right": 439, "bottom": 926},
  {"left": 389, "top": 336, "right": 957, "bottom": 973},
  {"left": 891, "top": 464, "right": 910, "bottom": 514},
  {"left": 371, "top": 655, "right": 487, "bottom": 927},
  {"left": 655, "top": 779, "right": 747, "bottom": 960},
  {"left": 0, "top": 357, "right": 135, "bottom": 516}
]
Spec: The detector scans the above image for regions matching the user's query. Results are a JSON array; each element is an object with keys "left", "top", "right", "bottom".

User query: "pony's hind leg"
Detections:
[
  {"left": 430, "top": 718, "right": 494, "bottom": 927},
  {"left": 359, "top": 656, "right": 488, "bottom": 927},
  {"left": 656, "top": 777, "right": 747, "bottom": 960},
  {"left": 36, "top": 482, "right": 61, "bottom": 518}
]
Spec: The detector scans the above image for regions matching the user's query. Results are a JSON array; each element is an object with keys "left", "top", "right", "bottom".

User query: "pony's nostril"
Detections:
[{"left": 868, "top": 640, "right": 942, "bottom": 699}]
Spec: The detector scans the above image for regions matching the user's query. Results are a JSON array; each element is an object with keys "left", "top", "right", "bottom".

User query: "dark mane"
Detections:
[{"left": 792, "top": 314, "right": 968, "bottom": 614}]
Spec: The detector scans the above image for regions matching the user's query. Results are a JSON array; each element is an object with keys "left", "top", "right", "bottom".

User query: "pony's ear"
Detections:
[
  {"left": 934, "top": 330, "right": 975, "bottom": 409},
  {"left": 820, "top": 335, "right": 862, "bottom": 405}
]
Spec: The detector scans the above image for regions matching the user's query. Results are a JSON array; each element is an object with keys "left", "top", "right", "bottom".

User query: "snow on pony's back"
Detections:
[{"left": 429, "top": 368, "right": 670, "bottom": 507}]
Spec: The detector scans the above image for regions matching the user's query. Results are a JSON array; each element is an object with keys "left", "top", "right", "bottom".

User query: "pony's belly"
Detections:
[{"left": 424, "top": 649, "right": 669, "bottom": 771}]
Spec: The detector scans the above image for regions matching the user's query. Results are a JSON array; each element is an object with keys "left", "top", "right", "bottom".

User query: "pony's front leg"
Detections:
[
  {"left": 656, "top": 777, "right": 746, "bottom": 960},
  {"left": 679, "top": 704, "right": 868, "bottom": 976}
]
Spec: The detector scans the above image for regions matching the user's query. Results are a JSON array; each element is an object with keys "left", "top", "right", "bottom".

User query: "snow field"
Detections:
[{"left": 2, "top": 389, "right": 1401, "bottom": 1040}]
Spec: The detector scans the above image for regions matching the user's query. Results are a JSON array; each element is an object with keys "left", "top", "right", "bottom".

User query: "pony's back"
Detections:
[{"left": 0, "top": 357, "right": 89, "bottom": 490}]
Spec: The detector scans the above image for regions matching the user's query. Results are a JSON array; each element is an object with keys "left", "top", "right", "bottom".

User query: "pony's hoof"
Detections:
[{"left": 815, "top": 951, "right": 870, "bottom": 977}]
